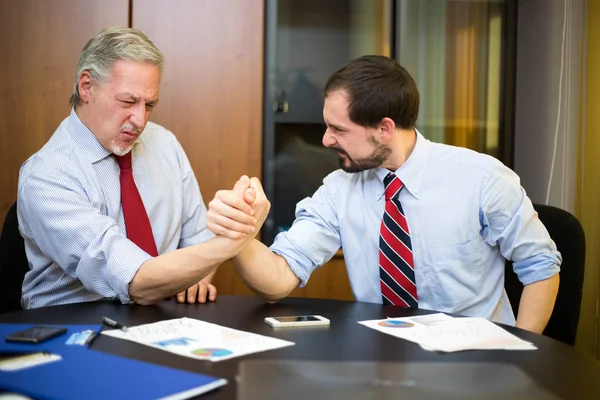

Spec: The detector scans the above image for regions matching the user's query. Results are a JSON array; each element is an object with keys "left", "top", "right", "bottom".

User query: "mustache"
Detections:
[
  {"left": 330, "top": 146, "right": 349, "bottom": 157},
  {"left": 120, "top": 124, "right": 142, "bottom": 134}
]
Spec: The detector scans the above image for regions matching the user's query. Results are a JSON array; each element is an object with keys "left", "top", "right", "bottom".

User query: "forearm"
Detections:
[
  {"left": 129, "top": 236, "right": 243, "bottom": 304},
  {"left": 233, "top": 239, "right": 300, "bottom": 302},
  {"left": 515, "top": 274, "right": 560, "bottom": 333}
]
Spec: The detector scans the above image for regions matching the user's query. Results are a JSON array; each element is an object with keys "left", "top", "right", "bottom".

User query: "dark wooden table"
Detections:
[{"left": 1, "top": 296, "right": 599, "bottom": 399}]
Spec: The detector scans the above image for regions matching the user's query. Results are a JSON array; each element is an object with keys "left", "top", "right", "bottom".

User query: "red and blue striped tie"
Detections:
[{"left": 379, "top": 173, "right": 418, "bottom": 307}]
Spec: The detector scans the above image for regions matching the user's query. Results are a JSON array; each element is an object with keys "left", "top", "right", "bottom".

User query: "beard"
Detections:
[
  {"left": 335, "top": 136, "right": 392, "bottom": 173},
  {"left": 110, "top": 142, "right": 134, "bottom": 156},
  {"left": 110, "top": 124, "right": 141, "bottom": 156}
]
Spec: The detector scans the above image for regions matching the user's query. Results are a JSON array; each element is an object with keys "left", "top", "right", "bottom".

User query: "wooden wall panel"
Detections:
[
  {"left": 0, "top": 0, "right": 129, "bottom": 227},
  {"left": 289, "top": 254, "right": 354, "bottom": 301},
  {"left": 131, "top": 0, "right": 264, "bottom": 295}
]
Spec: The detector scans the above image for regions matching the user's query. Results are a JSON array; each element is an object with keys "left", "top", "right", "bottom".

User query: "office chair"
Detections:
[
  {"left": 0, "top": 202, "right": 29, "bottom": 314},
  {"left": 504, "top": 203, "right": 586, "bottom": 346}
]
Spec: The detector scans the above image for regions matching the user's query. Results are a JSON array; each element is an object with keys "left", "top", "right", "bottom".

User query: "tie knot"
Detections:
[
  {"left": 384, "top": 173, "right": 404, "bottom": 201},
  {"left": 116, "top": 151, "right": 132, "bottom": 170}
]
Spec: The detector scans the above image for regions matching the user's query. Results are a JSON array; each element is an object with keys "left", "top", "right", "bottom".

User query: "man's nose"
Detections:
[
  {"left": 322, "top": 129, "right": 336, "bottom": 147},
  {"left": 130, "top": 103, "right": 146, "bottom": 128}
]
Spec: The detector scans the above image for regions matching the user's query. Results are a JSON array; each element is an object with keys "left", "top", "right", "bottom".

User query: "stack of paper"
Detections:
[
  {"left": 102, "top": 317, "right": 294, "bottom": 361},
  {"left": 358, "top": 313, "right": 537, "bottom": 352}
]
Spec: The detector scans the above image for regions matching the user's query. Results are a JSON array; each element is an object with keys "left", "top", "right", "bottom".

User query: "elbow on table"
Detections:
[
  {"left": 256, "top": 286, "right": 296, "bottom": 303},
  {"left": 129, "top": 293, "right": 162, "bottom": 306},
  {"left": 131, "top": 295, "right": 161, "bottom": 306},
  {"left": 261, "top": 293, "right": 286, "bottom": 303},
  {"left": 128, "top": 284, "right": 164, "bottom": 306}
]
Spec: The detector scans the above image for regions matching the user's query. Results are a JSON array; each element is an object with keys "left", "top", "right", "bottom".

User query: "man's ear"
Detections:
[
  {"left": 77, "top": 71, "right": 94, "bottom": 103},
  {"left": 379, "top": 117, "right": 396, "bottom": 141}
]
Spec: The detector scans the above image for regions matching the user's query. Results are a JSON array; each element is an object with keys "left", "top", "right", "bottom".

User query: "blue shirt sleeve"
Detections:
[
  {"left": 18, "top": 170, "right": 151, "bottom": 303},
  {"left": 480, "top": 159, "right": 561, "bottom": 285},
  {"left": 270, "top": 172, "right": 342, "bottom": 286}
]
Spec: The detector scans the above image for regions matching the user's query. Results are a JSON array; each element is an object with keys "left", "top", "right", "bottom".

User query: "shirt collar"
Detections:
[
  {"left": 65, "top": 108, "right": 114, "bottom": 163},
  {"left": 375, "top": 129, "right": 429, "bottom": 200}
]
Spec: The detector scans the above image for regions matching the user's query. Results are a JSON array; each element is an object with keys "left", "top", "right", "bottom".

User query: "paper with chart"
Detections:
[
  {"left": 358, "top": 313, "right": 537, "bottom": 352},
  {"left": 101, "top": 317, "right": 294, "bottom": 361}
]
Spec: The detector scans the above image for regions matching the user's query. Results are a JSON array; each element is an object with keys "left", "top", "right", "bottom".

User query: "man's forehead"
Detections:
[
  {"left": 116, "top": 91, "right": 159, "bottom": 101},
  {"left": 324, "top": 93, "right": 350, "bottom": 119}
]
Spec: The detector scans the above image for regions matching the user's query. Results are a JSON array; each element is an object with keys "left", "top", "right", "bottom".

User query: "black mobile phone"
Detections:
[{"left": 5, "top": 326, "right": 68, "bottom": 344}]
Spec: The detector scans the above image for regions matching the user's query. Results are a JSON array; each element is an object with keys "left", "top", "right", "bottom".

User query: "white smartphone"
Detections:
[{"left": 264, "top": 315, "right": 330, "bottom": 328}]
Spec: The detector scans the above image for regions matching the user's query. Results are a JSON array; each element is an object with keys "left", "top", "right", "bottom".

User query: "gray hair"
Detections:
[{"left": 69, "top": 26, "right": 164, "bottom": 108}]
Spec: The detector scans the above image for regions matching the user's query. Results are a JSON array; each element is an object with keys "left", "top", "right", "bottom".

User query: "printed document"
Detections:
[
  {"left": 358, "top": 313, "right": 537, "bottom": 352},
  {"left": 102, "top": 317, "right": 294, "bottom": 361}
]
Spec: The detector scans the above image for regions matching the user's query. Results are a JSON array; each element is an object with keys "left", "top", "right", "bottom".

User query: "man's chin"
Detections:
[
  {"left": 339, "top": 162, "right": 361, "bottom": 173},
  {"left": 111, "top": 143, "right": 134, "bottom": 156}
]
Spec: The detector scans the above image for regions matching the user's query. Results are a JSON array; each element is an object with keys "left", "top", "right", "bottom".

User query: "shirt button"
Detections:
[{"left": 413, "top": 188, "right": 419, "bottom": 193}]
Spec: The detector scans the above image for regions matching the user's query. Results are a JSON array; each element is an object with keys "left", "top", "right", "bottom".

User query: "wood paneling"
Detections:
[
  {"left": 131, "top": 0, "right": 264, "bottom": 294},
  {"left": 1, "top": 0, "right": 352, "bottom": 301},
  {"left": 289, "top": 253, "right": 354, "bottom": 301},
  {"left": 0, "top": 0, "right": 129, "bottom": 227},
  {"left": 216, "top": 254, "right": 354, "bottom": 301}
]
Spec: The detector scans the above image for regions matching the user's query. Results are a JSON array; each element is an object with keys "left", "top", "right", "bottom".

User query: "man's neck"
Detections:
[
  {"left": 381, "top": 128, "right": 417, "bottom": 171},
  {"left": 73, "top": 105, "right": 107, "bottom": 150}
]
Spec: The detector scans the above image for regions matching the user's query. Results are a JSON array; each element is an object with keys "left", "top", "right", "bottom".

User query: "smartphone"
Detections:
[
  {"left": 5, "top": 326, "right": 68, "bottom": 344},
  {"left": 264, "top": 315, "right": 330, "bottom": 328}
]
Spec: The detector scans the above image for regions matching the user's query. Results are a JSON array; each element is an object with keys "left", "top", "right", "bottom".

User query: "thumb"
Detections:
[
  {"left": 243, "top": 187, "right": 256, "bottom": 205},
  {"left": 233, "top": 175, "right": 250, "bottom": 196},
  {"left": 249, "top": 177, "right": 264, "bottom": 194}
]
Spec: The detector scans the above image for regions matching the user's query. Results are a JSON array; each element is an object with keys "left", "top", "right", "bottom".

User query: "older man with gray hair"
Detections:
[{"left": 17, "top": 27, "right": 248, "bottom": 308}]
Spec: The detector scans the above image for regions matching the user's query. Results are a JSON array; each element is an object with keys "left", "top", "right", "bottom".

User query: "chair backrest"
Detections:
[
  {"left": 0, "top": 202, "right": 29, "bottom": 314},
  {"left": 504, "top": 203, "right": 586, "bottom": 345}
]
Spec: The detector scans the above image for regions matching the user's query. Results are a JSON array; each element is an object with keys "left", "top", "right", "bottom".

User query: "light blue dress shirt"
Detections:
[
  {"left": 18, "top": 109, "right": 214, "bottom": 309},
  {"left": 270, "top": 130, "right": 561, "bottom": 325}
]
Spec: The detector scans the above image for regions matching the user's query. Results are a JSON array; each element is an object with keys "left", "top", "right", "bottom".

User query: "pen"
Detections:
[
  {"left": 102, "top": 316, "right": 129, "bottom": 332},
  {"left": 84, "top": 332, "right": 98, "bottom": 347}
]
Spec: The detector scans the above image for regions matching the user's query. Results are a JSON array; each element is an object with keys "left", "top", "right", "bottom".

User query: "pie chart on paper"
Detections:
[
  {"left": 191, "top": 348, "right": 233, "bottom": 357},
  {"left": 377, "top": 320, "right": 415, "bottom": 328}
]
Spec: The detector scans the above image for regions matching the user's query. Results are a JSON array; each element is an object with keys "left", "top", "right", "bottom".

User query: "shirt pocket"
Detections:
[{"left": 425, "top": 235, "right": 486, "bottom": 313}]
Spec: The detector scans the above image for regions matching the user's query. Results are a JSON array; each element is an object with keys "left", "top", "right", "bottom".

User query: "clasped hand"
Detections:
[
  {"left": 207, "top": 175, "right": 270, "bottom": 239},
  {"left": 176, "top": 176, "right": 269, "bottom": 304}
]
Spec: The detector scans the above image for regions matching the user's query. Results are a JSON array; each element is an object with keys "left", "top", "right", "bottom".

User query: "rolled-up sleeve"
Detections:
[
  {"left": 270, "top": 173, "right": 342, "bottom": 287},
  {"left": 19, "top": 171, "right": 150, "bottom": 303},
  {"left": 480, "top": 161, "right": 561, "bottom": 285}
]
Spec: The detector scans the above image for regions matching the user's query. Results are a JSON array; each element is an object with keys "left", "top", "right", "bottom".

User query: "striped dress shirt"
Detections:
[{"left": 17, "top": 109, "right": 214, "bottom": 309}]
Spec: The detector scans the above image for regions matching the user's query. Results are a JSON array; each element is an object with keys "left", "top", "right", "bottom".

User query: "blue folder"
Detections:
[{"left": 0, "top": 323, "right": 227, "bottom": 400}]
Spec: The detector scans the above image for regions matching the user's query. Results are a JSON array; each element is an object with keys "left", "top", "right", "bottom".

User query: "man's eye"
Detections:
[{"left": 119, "top": 100, "right": 135, "bottom": 105}]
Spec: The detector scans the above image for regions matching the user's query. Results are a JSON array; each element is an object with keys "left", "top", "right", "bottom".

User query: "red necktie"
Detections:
[
  {"left": 116, "top": 152, "right": 159, "bottom": 257},
  {"left": 379, "top": 173, "right": 417, "bottom": 307}
]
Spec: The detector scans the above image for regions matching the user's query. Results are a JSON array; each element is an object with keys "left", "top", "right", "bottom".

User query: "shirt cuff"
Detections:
[
  {"left": 106, "top": 239, "right": 154, "bottom": 303},
  {"left": 270, "top": 233, "right": 314, "bottom": 288},
  {"left": 514, "top": 257, "right": 561, "bottom": 286}
]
